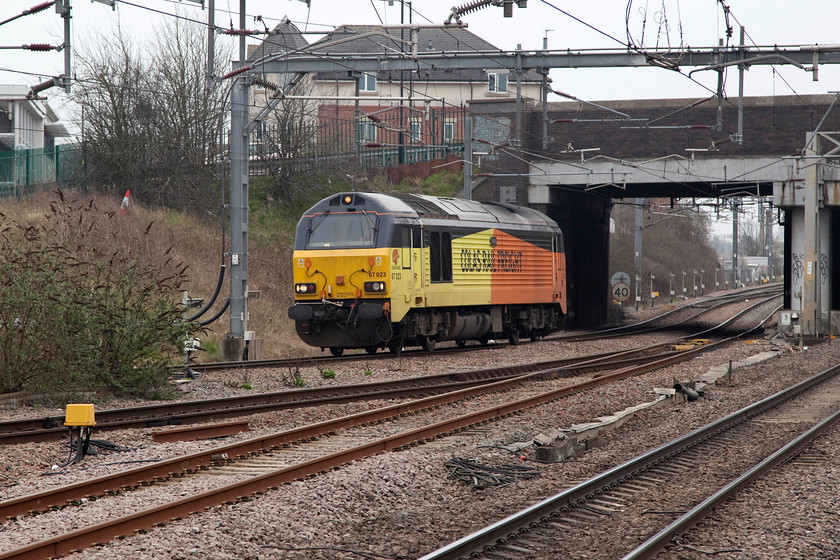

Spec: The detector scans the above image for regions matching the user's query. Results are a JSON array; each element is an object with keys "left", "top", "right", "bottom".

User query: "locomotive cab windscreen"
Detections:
[{"left": 306, "top": 211, "right": 379, "bottom": 249}]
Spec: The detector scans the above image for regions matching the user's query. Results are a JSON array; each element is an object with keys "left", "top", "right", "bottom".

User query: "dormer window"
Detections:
[{"left": 488, "top": 72, "right": 508, "bottom": 93}]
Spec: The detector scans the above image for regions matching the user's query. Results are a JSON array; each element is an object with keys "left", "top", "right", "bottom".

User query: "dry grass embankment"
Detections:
[{"left": 4, "top": 189, "right": 309, "bottom": 361}]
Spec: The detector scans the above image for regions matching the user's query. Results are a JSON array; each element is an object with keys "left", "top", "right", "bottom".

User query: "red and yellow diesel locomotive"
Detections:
[{"left": 287, "top": 192, "right": 566, "bottom": 355}]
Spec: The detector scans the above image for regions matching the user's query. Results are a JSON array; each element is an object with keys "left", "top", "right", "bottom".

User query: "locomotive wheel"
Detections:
[
  {"left": 507, "top": 328, "right": 520, "bottom": 346},
  {"left": 478, "top": 336, "right": 490, "bottom": 346},
  {"left": 365, "top": 346, "right": 378, "bottom": 355},
  {"left": 329, "top": 347, "right": 344, "bottom": 357},
  {"left": 455, "top": 339, "right": 466, "bottom": 348},
  {"left": 529, "top": 329, "right": 539, "bottom": 342},
  {"left": 420, "top": 335, "right": 436, "bottom": 352},
  {"left": 388, "top": 329, "right": 405, "bottom": 355}
]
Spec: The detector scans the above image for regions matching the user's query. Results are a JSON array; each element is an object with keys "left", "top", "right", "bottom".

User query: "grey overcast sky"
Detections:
[{"left": 2, "top": 0, "right": 839, "bottom": 127}]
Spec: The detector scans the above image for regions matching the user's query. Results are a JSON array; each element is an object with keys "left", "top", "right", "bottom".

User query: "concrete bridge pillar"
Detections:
[{"left": 775, "top": 134, "right": 840, "bottom": 339}]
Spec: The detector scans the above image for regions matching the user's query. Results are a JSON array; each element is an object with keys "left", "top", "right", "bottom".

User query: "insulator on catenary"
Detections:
[
  {"left": 27, "top": 76, "right": 60, "bottom": 98},
  {"left": 24, "top": 43, "right": 57, "bottom": 51},
  {"left": 453, "top": 0, "right": 497, "bottom": 16},
  {"left": 24, "top": 1, "right": 55, "bottom": 15},
  {"left": 0, "top": 1, "right": 55, "bottom": 26},
  {"left": 251, "top": 76, "right": 279, "bottom": 92},
  {"left": 223, "top": 29, "right": 255, "bottom": 36},
  {"left": 445, "top": 0, "right": 498, "bottom": 24},
  {"left": 221, "top": 66, "right": 251, "bottom": 80}
]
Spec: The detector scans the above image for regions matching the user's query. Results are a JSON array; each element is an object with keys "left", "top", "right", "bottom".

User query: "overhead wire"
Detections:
[
  {"left": 543, "top": 0, "right": 738, "bottom": 111},
  {"left": 64, "top": 0, "right": 709, "bottom": 159},
  {"left": 20, "top": 0, "right": 834, "bottom": 191},
  {"left": 233, "top": 3, "right": 549, "bottom": 160},
  {"left": 537, "top": 0, "right": 816, "bottom": 193},
  {"left": 384, "top": 2, "right": 576, "bottom": 161},
  {"left": 368, "top": 0, "right": 384, "bottom": 25},
  {"left": 725, "top": 7, "right": 809, "bottom": 106}
]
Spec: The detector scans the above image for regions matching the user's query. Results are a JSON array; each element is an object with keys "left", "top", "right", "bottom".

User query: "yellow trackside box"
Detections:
[{"left": 64, "top": 404, "right": 96, "bottom": 426}]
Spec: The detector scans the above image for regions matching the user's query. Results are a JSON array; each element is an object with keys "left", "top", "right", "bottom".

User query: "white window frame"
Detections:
[
  {"left": 488, "top": 72, "right": 509, "bottom": 94},
  {"left": 410, "top": 120, "right": 422, "bottom": 142},
  {"left": 360, "top": 73, "right": 377, "bottom": 92},
  {"left": 358, "top": 121, "right": 377, "bottom": 143},
  {"left": 443, "top": 121, "right": 455, "bottom": 142}
]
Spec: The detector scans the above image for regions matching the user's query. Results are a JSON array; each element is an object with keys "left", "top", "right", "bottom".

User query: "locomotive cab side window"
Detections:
[
  {"left": 428, "top": 231, "right": 452, "bottom": 283},
  {"left": 307, "top": 212, "right": 378, "bottom": 249},
  {"left": 399, "top": 227, "right": 412, "bottom": 269}
]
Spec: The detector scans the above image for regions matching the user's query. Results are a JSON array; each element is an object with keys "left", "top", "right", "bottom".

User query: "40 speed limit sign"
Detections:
[
  {"left": 610, "top": 271, "right": 632, "bottom": 303},
  {"left": 612, "top": 282, "right": 631, "bottom": 302}
]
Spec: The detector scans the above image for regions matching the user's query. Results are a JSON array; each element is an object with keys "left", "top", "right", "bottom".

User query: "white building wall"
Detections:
[{"left": 0, "top": 86, "right": 47, "bottom": 149}]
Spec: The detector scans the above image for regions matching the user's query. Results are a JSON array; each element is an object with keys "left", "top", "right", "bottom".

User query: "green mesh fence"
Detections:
[{"left": 0, "top": 144, "right": 83, "bottom": 197}]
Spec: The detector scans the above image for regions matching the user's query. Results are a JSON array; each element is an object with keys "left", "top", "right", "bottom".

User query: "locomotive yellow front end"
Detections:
[{"left": 287, "top": 193, "right": 395, "bottom": 356}]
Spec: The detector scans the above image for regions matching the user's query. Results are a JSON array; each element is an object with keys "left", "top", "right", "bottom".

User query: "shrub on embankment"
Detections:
[{"left": 0, "top": 190, "right": 197, "bottom": 398}]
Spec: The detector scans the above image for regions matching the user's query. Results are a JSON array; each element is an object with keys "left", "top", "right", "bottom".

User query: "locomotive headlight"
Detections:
[
  {"left": 295, "top": 283, "right": 317, "bottom": 294},
  {"left": 363, "top": 281, "right": 387, "bottom": 293}
]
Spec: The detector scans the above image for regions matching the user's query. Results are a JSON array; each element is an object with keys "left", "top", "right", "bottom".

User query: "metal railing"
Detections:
[{"left": 248, "top": 104, "right": 467, "bottom": 175}]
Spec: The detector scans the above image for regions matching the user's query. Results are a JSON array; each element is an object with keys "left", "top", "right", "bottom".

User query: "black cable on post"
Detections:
[
  {"left": 198, "top": 298, "right": 230, "bottom": 327},
  {"left": 185, "top": 264, "right": 226, "bottom": 321}
]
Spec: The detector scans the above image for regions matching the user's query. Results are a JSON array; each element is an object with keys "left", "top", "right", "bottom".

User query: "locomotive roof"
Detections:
[{"left": 312, "top": 192, "right": 558, "bottom": 229}]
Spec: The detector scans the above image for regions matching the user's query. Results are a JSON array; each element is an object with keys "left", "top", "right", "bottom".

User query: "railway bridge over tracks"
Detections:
[{"left": 468, "top": 94, "right": 840, "bottom": 337}]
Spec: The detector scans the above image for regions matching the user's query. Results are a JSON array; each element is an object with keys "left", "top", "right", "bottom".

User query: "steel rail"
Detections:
[
  {"left": 0, "top": 343, "right": 680, "bottom": 444},
  {"left": 184, "top": 340, "right": 500, "bottom": 372},
  {"left": 186, "top": 285, "right": 781, "bottom": 371},
  {"left": 418, "top": 309, "right": 814, "bottom": 560},
  {"left": 0, "top": 299, "right": 782, "bottom": 559},
  {"left": 0, "top": 346, "right": 728, "bottom": 559},
  {"left": 0, "top": 374, "right": 532, "bottom": 522},
  {"left": 621, "top": 405, "right": 840, "bottom": 560},
  {"left": 1, "top": 294, "right": 779, "bottom": 445},
  {"left": 560, "top": 286, "right": 781, "bottom": 341},
  {"left": 0, "top": 340, "right": 704, "bottom": 520}
]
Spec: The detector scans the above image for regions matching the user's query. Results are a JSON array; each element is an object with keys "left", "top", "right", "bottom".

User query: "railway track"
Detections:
[
  {"left": 183, "top": 285, "right": 781, "bottom": 373},
  {"left": 1, "top": 292, "right": 779, "bottom": 446},
  {"left": 418, "top": 354, "right": 840, "bottom": 559},
  {"left": 557, "top": 284, "right": 782, "bottom": 342},
  {"left": 0, "top": 298, "right": 781, "bottom": 559},
  {"left": 0, "top": 343, "right": 692, "bottom": 445}
]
